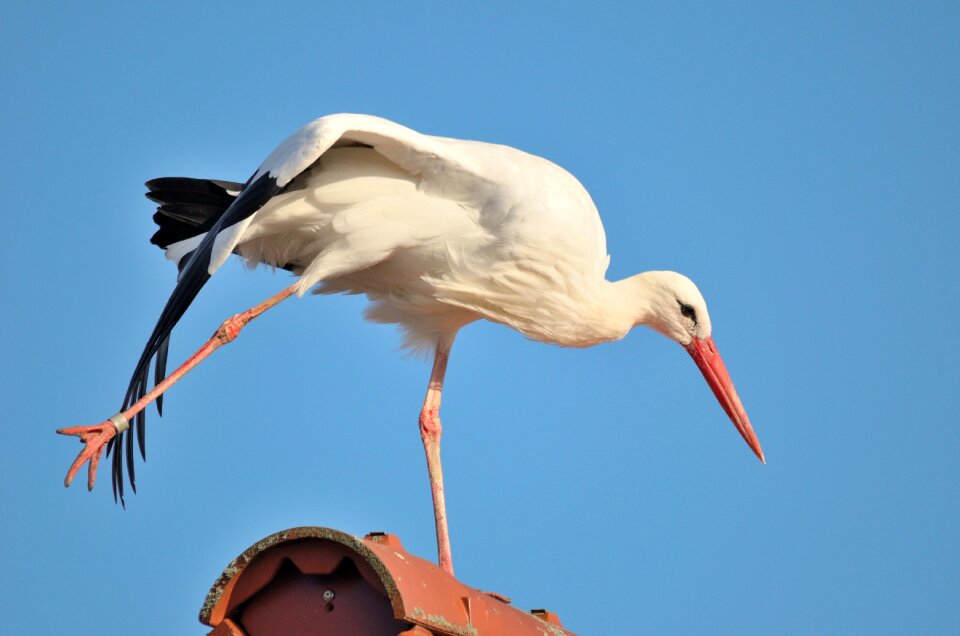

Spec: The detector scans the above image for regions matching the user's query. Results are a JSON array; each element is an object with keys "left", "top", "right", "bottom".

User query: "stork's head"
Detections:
[
  {"left": 628, "top": 271, "right": 765, "bottom": 463},
  {"left": 637, "top": 271, "right": 713, "bottom": 345}
]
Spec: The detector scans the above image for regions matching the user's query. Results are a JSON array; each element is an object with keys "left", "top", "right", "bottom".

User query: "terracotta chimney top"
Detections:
[{"left": 200, "top": 526, "right": 576, "bottom": 636}]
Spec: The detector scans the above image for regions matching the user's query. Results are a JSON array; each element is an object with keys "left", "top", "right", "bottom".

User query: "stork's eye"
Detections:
[{"left": 679, "top": 302, "right": 697, "bottom": 322}]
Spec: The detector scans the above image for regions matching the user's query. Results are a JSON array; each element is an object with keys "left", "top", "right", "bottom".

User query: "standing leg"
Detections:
[
  {"left": 420, "top": 336, "right": 455, "bottom": 575},
  {"left": 58, "top": 282, "right": 300, "bottom": 490}
]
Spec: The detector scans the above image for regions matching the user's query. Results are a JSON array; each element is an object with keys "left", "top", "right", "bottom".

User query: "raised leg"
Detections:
[
  {"left": 420, "top": 337, "right": 455, "bottom": 575},
  {"left": 58, "top": 282, "right": 300, "bottom": 491}
]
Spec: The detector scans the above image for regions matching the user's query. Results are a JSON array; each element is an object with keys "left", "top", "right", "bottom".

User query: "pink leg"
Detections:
[
  {"left": 420, "top": 337, "right": 455, "bottom": 575},
  {"left": 58, "top": 282, "right": 300, "bottom": 491}
]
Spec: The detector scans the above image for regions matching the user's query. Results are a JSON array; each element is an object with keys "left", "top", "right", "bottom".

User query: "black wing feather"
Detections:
[
  {"left": 149, "top": 178, "right": 245, "bottom": 248},
  {"left": 109, "top": 172, "right": 281, "bottom": 504},
  {"left": 154, "top": 335, "right": 170, "bottom": 415}
]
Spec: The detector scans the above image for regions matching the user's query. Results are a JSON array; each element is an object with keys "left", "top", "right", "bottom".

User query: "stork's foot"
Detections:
[{"left": 57, "top": 417, "right": 123, "bottom": 491}]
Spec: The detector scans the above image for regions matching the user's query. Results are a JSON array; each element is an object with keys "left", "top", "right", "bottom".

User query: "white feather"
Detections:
[{"left": 173, "top": 114, "right": 715, "bottom": 354}]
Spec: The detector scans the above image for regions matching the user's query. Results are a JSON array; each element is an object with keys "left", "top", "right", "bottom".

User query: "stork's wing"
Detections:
[
  {"left": 111, "top": 114, "right": 492, "bottom": 502},
  {"left": 204, "top": 114, "right": 498, "bottom": 274}
]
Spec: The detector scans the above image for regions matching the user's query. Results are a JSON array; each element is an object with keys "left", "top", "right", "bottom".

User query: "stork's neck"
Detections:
[
  {"left": 534, "top": 273, "right": 662, "bottom": 348},
  {"left": 602, "top": 273, "right": 661, "bottom": 334},
  {"left": 473, "top": 272, "right": 659, "bottom": 348}
]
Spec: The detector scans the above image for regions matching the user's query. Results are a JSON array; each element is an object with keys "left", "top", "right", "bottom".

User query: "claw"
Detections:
[{"left": 58, "top": 416, "right": 124, "bottom": 491}]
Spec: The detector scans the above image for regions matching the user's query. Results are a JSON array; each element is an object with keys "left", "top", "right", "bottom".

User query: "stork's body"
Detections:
[{"left": 59, "top": 114, "right": 764, "bottom": 575}]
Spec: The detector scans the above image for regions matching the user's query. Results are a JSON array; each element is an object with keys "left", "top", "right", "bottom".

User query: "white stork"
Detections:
[{"left": 59, "top": 114, "right": 764, "bottom": 575}]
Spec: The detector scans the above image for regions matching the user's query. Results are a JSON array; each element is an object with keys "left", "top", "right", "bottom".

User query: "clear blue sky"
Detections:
[{"left": 2, "top": 2, "right": 957, "bottom": 634}]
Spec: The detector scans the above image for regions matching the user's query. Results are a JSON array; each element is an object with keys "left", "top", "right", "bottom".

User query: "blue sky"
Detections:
[{"left": 2, "top": 2, "right": 958, "bottom": 634}]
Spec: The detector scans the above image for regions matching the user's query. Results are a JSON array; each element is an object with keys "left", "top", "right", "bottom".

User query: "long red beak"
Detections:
[{"left": 685, "top": 336, "right": 765, "bottom": 463}]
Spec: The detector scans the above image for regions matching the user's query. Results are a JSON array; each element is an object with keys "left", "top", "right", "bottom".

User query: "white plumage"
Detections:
[
  {"left": 174, "top": 114, "right": 611, "bottom": 351},
  {"left": 59, "top": 114, "right": 764, "bottom": 575}
]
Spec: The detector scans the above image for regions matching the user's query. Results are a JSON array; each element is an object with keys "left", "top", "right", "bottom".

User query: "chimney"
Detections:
[{"left": 200, "top": 527, "right": 576, "bottom": 635}]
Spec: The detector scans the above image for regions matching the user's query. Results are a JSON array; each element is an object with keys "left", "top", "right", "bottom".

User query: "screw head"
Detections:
[{"left": 322, "top": 589, "right": 335, "bottom": 602}]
